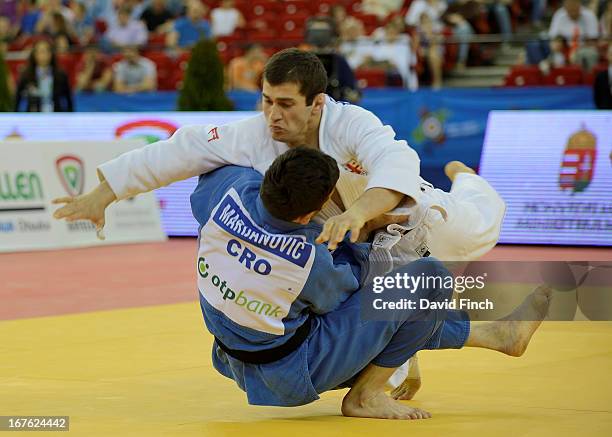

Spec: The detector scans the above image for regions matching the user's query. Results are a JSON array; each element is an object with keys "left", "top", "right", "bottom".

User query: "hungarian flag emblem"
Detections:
[
  {"left": 56, "top": 155, "right": 85, "bottom": 196},
  {"left": 559, "top": 126, "right": 597, "bottom": 194}
]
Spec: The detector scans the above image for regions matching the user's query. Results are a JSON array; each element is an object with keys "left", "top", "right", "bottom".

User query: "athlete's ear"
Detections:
[
  {"left": 312, "top": 93, "right": 325, "bottom": 113},
  {"left": 292, "top": 210, "right": 318, "bottom": 225}
]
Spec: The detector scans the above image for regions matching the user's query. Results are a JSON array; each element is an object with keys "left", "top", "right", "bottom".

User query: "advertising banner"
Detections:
[
  {"left": 0, "top": 140, "right": 167, "bottom": 252},
  {"left": 0, "top": 112, "right": 257, "bottom": 236},
  {"left": 479, "top": 111, "right": 612, "bottom": 246}
]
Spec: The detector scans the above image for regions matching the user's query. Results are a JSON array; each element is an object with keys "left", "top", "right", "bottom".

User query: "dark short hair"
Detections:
[
  {"left": 263, "top": 48, "right": 328, "bottom": 105},
  {"left": 261, "top": 147, "right": 339, "bottom": 222}
]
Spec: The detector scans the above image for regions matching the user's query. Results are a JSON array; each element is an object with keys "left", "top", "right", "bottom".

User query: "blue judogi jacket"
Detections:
[{"left": 190, "top": 166, "right": 372, "bottom": 406}]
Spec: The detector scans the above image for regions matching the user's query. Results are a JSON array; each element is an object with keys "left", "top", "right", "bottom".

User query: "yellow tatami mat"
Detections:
[{"left": 1, "top": 302, "right": 611, "bottom": 436}]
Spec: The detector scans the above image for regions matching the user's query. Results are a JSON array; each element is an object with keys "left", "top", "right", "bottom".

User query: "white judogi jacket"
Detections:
[{"left": 99, "top": 96, "right": 422, "bottom": 205}]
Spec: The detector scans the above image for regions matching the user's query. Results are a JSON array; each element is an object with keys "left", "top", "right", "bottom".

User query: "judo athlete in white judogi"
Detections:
[
  {"left": 52, "top": 49, "right": 505, "bottom": 399},
  {"left": 184, "top": 148, "right": 551, "bottom": 420}
]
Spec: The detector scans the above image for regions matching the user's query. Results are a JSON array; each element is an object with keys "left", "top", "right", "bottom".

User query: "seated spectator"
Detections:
[
  {"left": 362, "top": 0, "right": 405, "bottom": 19},
  {"left": 75, "top": 45, "right": 113, "bottom": 92},
  {"left": 415, "top": 12, "right": 444, "bottom": 88},
  {"left": 593, "top": 43, "right": 611, "bottom": 108},
  {"left": 105, "top": 5, "right": 148, "bottom": 51},
  {"left": 528, "top": 0, "right": 600, "bottom": 69},
  {"left": 140, "top": 0, "right": 174, "bottom": 34},
  {"left": 211, "top": 0, "right": 245, "bottom": 37},
  {"left": 539, "top": 35, "right": 569, "bottom": 74},
  {"left": 406, "top": 0, "right": 474, "bottom": 70},
  {"left": 166, "top": 0, "right": 211, "bottom": 49},
  {"left": 17, "top": 0, "right": 42, "bottom": 36},
  {"left": 227, "top": 44, "right": 267, "bottom": 91},
  {"left": 344, "top": 17, "right": 419, "bottom": 90},
  {"left": 330, "top": 4, "right": 366, "bottom": 42},
  {"left": 14, "top": 38, "right": 73, "bottom": 112},
  {"left": 71, "top": 1, "right": 95, "bottom": 46},
  {"left": 551, "top": 0, "right": 600, "bottom": 70},
  {"left": 112, "top": 45, "right": 157, "bottom": 93}
]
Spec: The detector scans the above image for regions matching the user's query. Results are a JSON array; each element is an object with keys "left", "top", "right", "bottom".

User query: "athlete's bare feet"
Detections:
[
  {"left": 467, "top": 286, "right": 553, "bottom": 356},
  {"left": 391, "top": 355, "right": 422, "bottom": 400},
  {"left": 341, "top": 390, "right": 431, "bottom": 420},
  {"left": 499, "top": 285, "right": 553, "bottom": 356},
  {"left": 444, "top": 161, "right": 475, "bottom": 182}
]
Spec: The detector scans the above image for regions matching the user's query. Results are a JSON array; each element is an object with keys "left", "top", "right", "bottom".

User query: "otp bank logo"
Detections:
[
  {"left": 115, "top": 119, "right": 178, "bottom": 144},
  {"left": 559, "top": 126, "right": 597, "bottom": 194},
  {"left": 56, "top": 155, "right": 84, "bottom": 196}
]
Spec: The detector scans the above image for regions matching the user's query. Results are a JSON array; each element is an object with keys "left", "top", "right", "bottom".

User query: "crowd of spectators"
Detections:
[{"left": 0, "top": 0, "right": 610, "bottom": 112}]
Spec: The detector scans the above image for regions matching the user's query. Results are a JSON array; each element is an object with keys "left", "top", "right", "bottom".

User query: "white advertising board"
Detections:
[
  {"left": 0, "top": 140, "right": 167, "bottom": 252},
  {"left": 480, "top": 111, "right": 612, "bottom": 245},
  {"left": 0, "top": 112, "right": 257, "bottom": 236}
]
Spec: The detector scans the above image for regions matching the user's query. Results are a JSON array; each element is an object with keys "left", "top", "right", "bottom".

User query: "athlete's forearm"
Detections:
[{"left": 348, "top": 187, "right": 404, "bottom": 224}]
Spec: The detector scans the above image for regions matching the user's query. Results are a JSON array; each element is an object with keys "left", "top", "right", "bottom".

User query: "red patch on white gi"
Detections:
[
  {"left": 207, "top": 127, "right": 220, "bottom": 142},
  {"left": 343, "top": 158, "right": 368, "bottom": 175}
]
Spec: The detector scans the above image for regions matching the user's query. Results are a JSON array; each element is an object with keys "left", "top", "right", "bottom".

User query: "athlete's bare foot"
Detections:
[
  {"left": 468, "top": 286, "right": 553, "bottom": 356},
  {"left": 341, "top": 390, "right": 431, "bottom": 420},
  {"left": 391, "top": 355, "right": 422, "bottom": 400},
  {"left": 444, "top": 161, "right": 475, "bottom": 182},
  {"left": 499, "top": 285, "right": 552, "bottom": 356}
]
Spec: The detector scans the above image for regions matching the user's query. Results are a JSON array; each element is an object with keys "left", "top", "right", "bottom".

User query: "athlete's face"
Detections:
[{"left": 262, "top": 80, "right": 322, "bottom": 145}]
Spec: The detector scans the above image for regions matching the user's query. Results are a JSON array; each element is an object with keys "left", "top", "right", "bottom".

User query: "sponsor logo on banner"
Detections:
[
  {"left": 0, "top": 171, "right": 45, "bottom": 212},
  {"left": 56, "top": 155, "right": 84, "bottom": 196},
  {"left": 559, "top": 126, "right": 597, "bottom": 194},
  {"left": 18, "top": 219, "right": 51, "bottom": 232},
  {"left": 0, "top": 221, "right": 15, "bottom": 232},
  {"left": 412, "top": 108, "right": 448, "bottom": 146},
  {"left": 114, "top": 119, "right": 178, "bottom": 144}
]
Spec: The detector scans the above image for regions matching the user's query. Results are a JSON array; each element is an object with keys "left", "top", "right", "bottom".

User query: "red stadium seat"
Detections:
[
  {"left": 281, "top": 1, "right": 311, "bottom": 15},
  {"left": 176, "top": 51, "right": 191, "bottom": 72},
  {"left": 246, "top": 28, "right": 279, "bottom": 43},
  {"left": 147, "top": 33, "right": 166, "bottom": 47},
  {"left": 313, "top": 0, "right": 333, "bottom": 15},
  {"left": 247, "top": 12, "right": 278, "bottom": 32},
  {"left": 504, "top": 65, "right": 543, "bottom": 86},
  {"left": 6, "top": 58, "right": 27, "bottom": 82},
  {"left": 355, "top": 68, "right": 387, "bottom": 87},
  {"left": 281, "top": 28, "right": 305, "bottom": 45},
  {"left": 352, "top": 13, "right": 380, "bottom": 35},
  {"left": 244, "top": 0, "right": 280, "bottom": 19},
  {"left": 277, "top": 13, "right": 309, "bottom": 33},
  {"left": 57, "top": 53, "right": 79, "bottom": 87},
  {"left": 143, "top": 51, "right": 174, "bottom": 90},
  {"left": 543, "top": 66, "right": 583, "bottom": 86}
]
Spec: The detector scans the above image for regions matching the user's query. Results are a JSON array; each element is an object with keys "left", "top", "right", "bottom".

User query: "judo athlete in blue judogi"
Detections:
[{"left": 190, "top": 147, "right": 552, "bottom": 420}]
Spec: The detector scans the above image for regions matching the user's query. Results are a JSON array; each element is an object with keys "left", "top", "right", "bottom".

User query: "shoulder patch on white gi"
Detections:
[
  {"left": 197, "top": 189, "right": 316, "bottom": 335},
  {"left": 342, "top": 158, "right": 368, "bottom": 175}
]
